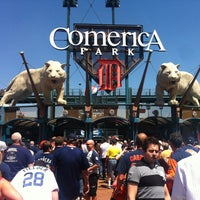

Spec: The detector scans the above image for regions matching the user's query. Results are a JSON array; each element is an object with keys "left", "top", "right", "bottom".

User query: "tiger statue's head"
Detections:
[
  {"left": 42, "top": 60, "right": 66, "bottom": 89},
  {"left": 156, "top": 62, "right": 181, "bottom": 90}
]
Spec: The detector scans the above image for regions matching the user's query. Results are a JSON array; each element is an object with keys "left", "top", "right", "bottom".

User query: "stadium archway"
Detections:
[
  {"left": 2, "top": 118, "right": 39, "bottom": 143},
  {"left": 3, "top": 116, "right": 200, "bottom": 144},
  {"left": 138, "top": 117, "right": 174, "bottom": 140},
  {"left": 47, "top": 116, "right": 85, "bottom": 138},
  {"left": 93, "top": 116, "right": 130, "bottom": 139},
  {"left": 180, "top": 118, "right": 200, "bottom": 143}
]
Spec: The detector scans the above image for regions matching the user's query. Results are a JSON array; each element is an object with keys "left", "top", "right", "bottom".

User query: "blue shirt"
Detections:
[
  {"left": 116, "top": 149, "right": 144, "bottom": 175},
  {"left": 171, "top": 147, "right": 192, "bottom": 162},
  {"left": 0, "top": 162, "right": 11, "bottom": 181},
  {"left": 53, "top": 146, "right": 89, "bottom": 200},
  {"left": 87, "top": 150, "right": 100, "bottom": 175},
  {"left": 35, "top": 152, "right": 54, "bottom": 169},
  {"left": 3, "top": 144, "right": 34, "bottom": 179}
]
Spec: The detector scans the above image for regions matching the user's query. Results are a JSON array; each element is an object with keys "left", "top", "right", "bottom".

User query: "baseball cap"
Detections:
[
  {"left": 67, "top": 133, "right": 77, "bottom": 140},
  {"left": 0, "top": 141, "right": 7, "bottom": 151},
  {"left": 185, "top": 137, "right": 195, "bottom": 145}
]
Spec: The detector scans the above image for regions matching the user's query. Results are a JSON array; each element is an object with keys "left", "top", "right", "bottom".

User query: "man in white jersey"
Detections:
[
  {"left": 11, "top": 160, "right": 59, "bottom": 200},
  {"left": 171, "top": 133, "right": 200, "bottom": 200}
]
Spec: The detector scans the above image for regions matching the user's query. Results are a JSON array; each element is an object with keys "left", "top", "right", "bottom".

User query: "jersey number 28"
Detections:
[{"left": 23, "top": 172, "right": 44, "bottom": 187}]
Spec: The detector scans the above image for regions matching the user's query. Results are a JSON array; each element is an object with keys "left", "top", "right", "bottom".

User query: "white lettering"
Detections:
[
  {"left": 81, "top": 47, "right": 89, "bottom": 55},
  {"left": 49, "top": 27, "right": 70, "bottom": 50},
  {"left": 49, "top": 27, "right": 166, "bottom": 52},
  {"left": 95, "top": 48, "right": 102, "bottom": 55},
  {"left": 68, "top": 29, "right": 83, "bottom": 46},
  {"left": 146, "top": 30, "right": 166, "bottom": 51},
  {"left": 107, "top": 31, "right": 121, "bottom": 47},
  {"left": 84, "top": 31, "right": 107, "bottom": 46},
  {"left": 128, "top": 48, "right": 134, "bottom": 56},
  {"left": 137, "top": 32, "right": 149, "bottom": 48},
  {"left": 121, "top": 31, "right": 137, "bottom": 47},
  {"left": 112, "top": 48, "right": 118, "bottom": 55}
]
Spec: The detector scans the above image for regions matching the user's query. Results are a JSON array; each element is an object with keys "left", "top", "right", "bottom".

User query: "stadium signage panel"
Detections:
[{"left": 50, "top": 27, "right": 166, "bottom": 55}]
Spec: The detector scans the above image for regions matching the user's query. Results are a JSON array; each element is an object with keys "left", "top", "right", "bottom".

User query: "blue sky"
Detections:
[{"left": 1, "top": 0, "right": 200, "bottom": 93}]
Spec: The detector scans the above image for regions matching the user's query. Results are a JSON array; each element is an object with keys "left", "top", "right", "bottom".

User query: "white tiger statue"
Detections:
[
  {"left": 155, "top": 62, "right": 200, "bottom": 106},
  {"left": 0, "top": 60, "right": 67, "bottom": 106}
]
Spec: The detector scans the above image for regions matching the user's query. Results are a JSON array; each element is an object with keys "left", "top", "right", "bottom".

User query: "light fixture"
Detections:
[
  {"left": 63, "top": 0, "right": 78, "bottom": 7},
  {"left": 105, "top": 0, "right": 120, "bottom": 7}
]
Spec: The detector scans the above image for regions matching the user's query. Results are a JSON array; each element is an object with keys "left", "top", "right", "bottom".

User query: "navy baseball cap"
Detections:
[
  {"left": 185, "top": 137, "right": 195, "bottom": 145},
  {"left": 67, "top": 133, "right": 77, "bottom": 139}
]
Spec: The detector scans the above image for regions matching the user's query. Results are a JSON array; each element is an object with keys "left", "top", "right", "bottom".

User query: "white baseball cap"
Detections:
[{"left": 0, "top": 141, "right": 7, "bottom": 151}]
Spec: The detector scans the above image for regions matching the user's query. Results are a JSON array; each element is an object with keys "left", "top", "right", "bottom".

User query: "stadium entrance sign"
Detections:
[{"left": 49, "top": 27, "right": 166, "bottom": 54}]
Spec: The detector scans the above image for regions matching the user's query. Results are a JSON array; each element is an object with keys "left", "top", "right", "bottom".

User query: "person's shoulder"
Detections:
[
  {"left": 6, "top": 144, "right": 18, "bottom": 150},
  {"left": 17, "top": 145, "right": 32, "bottom": 152},
  {"left": 61, "top": 146, "right": 83, "bottom": 154},
  {"left": 42, "top": 152, "right": 54, "bottom": 158},
  {"left": 0, "top": 162, "right": 10, "bottom": 170},
  {"left": 92, "top": 150, "right": 100, "bottom": 159},
  {"left": 124, "top": 149, "right": 143, "bottom": 158},
  {"left": 0, "top": 162, "right": 9, "bottom": 167},
  {"left": 129, "top": 158, "right": 144, "bottom": 168},
  {"left": 174, "top": 147, "right": 191, "bottom": 156},
  {"left": 131, "top": 148, "right": 143, "bottom": 155},
  {"left": 12, "top": 167, "right": 31, "bottom": 177},
  {"left": 179, "top": 151, "right": 200, "bottom": 165},
  {"left": 135, "top": 157, "right": 147, "bottom": 166},
  {"left": 93, "top": 149, "right": 99, "bottom": 154},
  {"left": 129, "top": 160, "right": 143, "bottom": 172}
]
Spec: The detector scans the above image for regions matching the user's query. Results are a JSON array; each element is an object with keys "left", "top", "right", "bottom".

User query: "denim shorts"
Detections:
[{"left": 107, "top": 159, "right": 117, "bottom": 173}]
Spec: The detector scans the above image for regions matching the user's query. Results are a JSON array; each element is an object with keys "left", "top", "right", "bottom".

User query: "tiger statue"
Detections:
[
  {"left": 155, "top": 62, "right": 200, "bottom": 106},
  {"left": 0, "top": 60, "right": 67, "bottom": 106}
]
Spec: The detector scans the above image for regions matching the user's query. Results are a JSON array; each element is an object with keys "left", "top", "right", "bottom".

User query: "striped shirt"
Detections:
[{"left": 127, "top": 158, "right": 166, "bottom": 200}]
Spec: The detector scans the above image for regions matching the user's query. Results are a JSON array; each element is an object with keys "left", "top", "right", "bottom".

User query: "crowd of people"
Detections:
[{"left": 0, "top": 131, "right": 199, "bottom": 199}]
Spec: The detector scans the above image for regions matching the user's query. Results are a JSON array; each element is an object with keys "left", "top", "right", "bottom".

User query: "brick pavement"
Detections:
[{"left": 97, "top": 179, "right": 113, "bottom": 200}]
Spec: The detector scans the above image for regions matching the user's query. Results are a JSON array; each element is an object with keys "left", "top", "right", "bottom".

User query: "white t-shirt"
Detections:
[
  {"left": 11, "top": 166, "right": 58, "bottom": 200},
  {"left": 171, "top": 151, "right": 200, "bottom": 200},
  {"left": 100, "top": 142, "right": 110, "bottom": 158}
]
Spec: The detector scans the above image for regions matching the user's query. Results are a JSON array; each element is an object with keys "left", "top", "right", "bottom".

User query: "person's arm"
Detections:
[
  {"left": 88, "top": 151, "right": 100, "bottom": 173},
  {"left": 166, "top": 158, "right": 177, "bottom": 181},
  {"left": 1, "top": 178, "right": 23, "bottom": 200},
  {"left": 88, "top": 163, "right": 99, "bottom": 173},
  {"left": 52, "top": 189, "right": 59, "bottom": 200},
  {"left": 82, "top": 169, "right": 89, "bottom": 195},
  {"left": 116, "top": 148, "right": 126, "bottom": 160},
  {"left": 115, "top": 174, "right": 125, "bottom": 191},
  {"left": 127, "top": 182, "right": 138, "bottom": 200},
  {"left": 164, "top": 184, "right": 171, "bottom": 200}
]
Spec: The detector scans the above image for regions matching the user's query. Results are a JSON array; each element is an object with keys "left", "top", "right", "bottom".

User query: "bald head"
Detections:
[
  {"left": 86, "top": 139, "right": 95, "bottom": 150},
  {"left": 135, "top": 132, "right": 147, "bottom": 148},
  {"left": 86, "top": 140, "right": 95, "bottom": 145}
]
